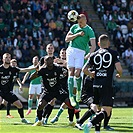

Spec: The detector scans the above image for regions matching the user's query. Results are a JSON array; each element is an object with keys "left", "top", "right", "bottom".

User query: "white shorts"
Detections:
[
  {"left": 29, "top": 84, "right": 42, "bottom": 95},
  {"left": 66, "top": 47, "right": 85, "bottom": 69}
]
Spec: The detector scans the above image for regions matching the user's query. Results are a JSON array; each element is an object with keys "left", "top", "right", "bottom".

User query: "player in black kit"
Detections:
[
  {"left": 82, "top": 34, "right": 122, "bottom": 133},
  {"left": 32, "top": 55, "right": 72, "bottom": 126},
  {"left": 0, "top": 53, "right": 37, "bottom": 124}
]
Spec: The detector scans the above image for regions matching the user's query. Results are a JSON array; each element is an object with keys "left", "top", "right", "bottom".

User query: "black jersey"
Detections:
[
  {"left": 0, "top": 65, "right": 20, "bottom": 93},
  {"left": 87, "top": 48, "right": 120, "bottom": 87},
  {"left": 38, "top": 64, "right": 65, "bottom": 93}
]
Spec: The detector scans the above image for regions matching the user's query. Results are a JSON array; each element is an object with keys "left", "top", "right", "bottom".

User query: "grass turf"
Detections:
[{"left": 0, "top": 108, "right": 133, "bottom": 133}]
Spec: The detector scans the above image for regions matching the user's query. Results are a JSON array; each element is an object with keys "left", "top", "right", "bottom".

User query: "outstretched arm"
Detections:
[
  {"left": 29, "top": 71, "right": 38, "bottom": 81},
  {"left": 22, "top": 72, "right": 29, "bottom": 84}
]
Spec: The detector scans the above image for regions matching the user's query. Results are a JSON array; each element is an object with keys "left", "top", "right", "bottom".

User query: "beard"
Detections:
[{"left": 5, "top": 61, "right": 10, "bottom": 65}]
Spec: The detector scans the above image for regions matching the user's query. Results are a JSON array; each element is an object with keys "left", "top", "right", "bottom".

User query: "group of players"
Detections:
[{"left": 0, "top": 14, "right": 122, "bottom": 133}]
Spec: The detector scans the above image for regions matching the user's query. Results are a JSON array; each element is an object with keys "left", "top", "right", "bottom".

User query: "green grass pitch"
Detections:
[{"left": 0, "top": 108, "right": 133, "bottom": 133}]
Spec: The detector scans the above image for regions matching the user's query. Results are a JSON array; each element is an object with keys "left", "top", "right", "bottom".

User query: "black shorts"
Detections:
[
  {"left": 93, "top": 86, "right": 114, "bottom": 107},
  {"left": 0, "top": 91, "right": 18, "bottom": 103},
  {"left": 40, "top": 91, "right": 69, "bottom": 103}
]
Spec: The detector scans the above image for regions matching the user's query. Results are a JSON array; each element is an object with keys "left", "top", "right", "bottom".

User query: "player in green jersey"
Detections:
[
  {"left": 65, "top": 14, "right": 96, "bottom": 107},
  {"left": 22, "top": 56, "right": 42, "bottom": 115}
]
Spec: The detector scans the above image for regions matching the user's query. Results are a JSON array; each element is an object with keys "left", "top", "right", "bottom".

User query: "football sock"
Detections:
[
  {"left": 18, "top": 108, "right": 24, "bottom": 118},
  {"left": 68, "top": 108, "right": 74, "bottom": 122},
  {"left": 36, "top": 99, "right": 39, "bottom": 109},
  {"left": 0, "top": 104, "right": 5, "bottom": 110},
  {"left": 73, "top": 95, "right": 79, "bottom": 109},
  {"left": 75, "top": 77, "right": 82, "bottom": 91},
  {"left": 78, "top": 109, "right": 95, "bottom": 124},
  {"left": 95, "top": 122, "right": 101, "bottom": 132},
  {"left": 7, "top": 102, "right": 11, "bottom": 115},
  {"left": 42, "top": 104, "right": 53, "bottom": 118},
  {"left": 56, "top": 107, "right": 64, "bottom": 117},
  {"left": 46, "top": 105, "right": 54, "bottom": 118},
  {"left": 103, "top": 111, "right": 112, "bottom": 127},
  {"left": 37, "top": 109, "right": 43, "bottom": 121},
  {"left": 68, "top": 76, "right": 74, "bottom": 98},
  {"left": 75, "top": 112, "right": 80, "bottom": 122},
  {"left": 28, "top": 99, "right": 33, "bottom": 109},
  {"left": 91, "top": 111, "right": 107, "bottom": 126}
]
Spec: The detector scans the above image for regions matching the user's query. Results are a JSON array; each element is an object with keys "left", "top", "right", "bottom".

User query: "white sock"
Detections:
[
  {"left": 87, "top": 122, "right": 93, "bottom": 128},
  {"left": 95, "top": 131, "right": 100, "bottom": 133}
]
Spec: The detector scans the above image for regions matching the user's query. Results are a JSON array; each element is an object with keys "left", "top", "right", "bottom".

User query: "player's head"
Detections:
[
  {"left": 77, "top": 14, "right": 87, "bottom": 28},
  {"left": 59, "top": 48, "right": 66, "bottom": 60},
  {"left": 44, "top": 55, "right": 54, "bottom": 68},
  {"left": 46, "top": 43, "right": 55, "bottom": 56},
  {"left": 32, "top": 56, "right": 39, "bottom": 66},
  {"left": 2, "top": 53, "right": 11, "bottom": 64},
  {"left": 10, "top": 59, "right": 17, "bottom": 67},
  {"left": 98, "top": 34, "right": 110, "bottom": 48}
]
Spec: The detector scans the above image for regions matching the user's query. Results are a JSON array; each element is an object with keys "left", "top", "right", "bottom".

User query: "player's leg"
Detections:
[
  {"left": 42, "top": 98, "right": 56, "bottom": 124},
  {"left": 75, "top": 50, "right": 85, "bottom": 102},
  {"left": 6, "top": 102, "right": 14, "bottom": 118},
  {"left": 66, "top": 47, "right": 76, "bottom": 106},
  {"left": 50, "top": 102, "right": 67, "bottom": 123},
  {"left": 0, "top": 96, "right": 4, "bottom": 109}
]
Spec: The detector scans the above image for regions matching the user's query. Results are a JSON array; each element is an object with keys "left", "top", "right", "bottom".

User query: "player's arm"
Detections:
[
  {"left": 29, "top": 71, "right": 39, "bottom": 81},
  {"left": 16, "top": 78, "right": 23, "bottom": 91},
  {"left": 22, "top": 72, "right": 30, "bottom": 84},
  {"left": 85, "top": 38, "right": 96, "bottom": 59},
  {"left": 115, "top": 62, "right": 123, "bottom": 78},
  {"left": 82, "top": 62, "right": 95, "bottom": 78},
  {"left": 65, "top": 31, "right": 84, "bottom": 42}
]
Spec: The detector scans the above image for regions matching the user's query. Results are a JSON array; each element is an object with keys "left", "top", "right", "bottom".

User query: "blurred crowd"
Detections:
[
  {"left": 0, "top": 0, "right": 91, "bottom": 67},
  {"left": 91, "top": 0, "right": 133, "bottom": 76}
]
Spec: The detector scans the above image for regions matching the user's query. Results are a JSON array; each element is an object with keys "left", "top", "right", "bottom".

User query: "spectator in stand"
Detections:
[
  {"left": 13, "top": 45, "right": 22, "bottom": 62},
  {"left": 125, "top": 36, "right": 133, "bottom": 49},
  {"left": 38, "top": 45, "right": 46, "bottom": 58},
  {"left": 118, "top": 10, "right": 126, "bottom": 25},
  {"left": 29, "top": 45, "right": 39, "bottom": 60},
  {"left": 52, "top": 37, "right": 59, "bottom": 53},
  {"left": 112, "top": 2, "right": 120, "bottom": 12},
  {"left": 124, "top": 47, "right": 133, "bottom": 67},
  {"left": 106, "top": 18, "right": 117, "bottom": 36},
  {"left": 104, "top": 0, "right": 112, "bottom": 13},
  {"left": 46, "top": 8, "right": 54, "bottom": 22},
  {"left": 41, "top": 18, "right": 49, "bottom": 31},
  {"left": 127, "top": 19, "right": 133, "bottom": 33},
  {"left": 112, "top": 10, "right": 119, "bottom": 25},
  {"left": 33, "top": 18, "right": 41, "bottom": 30},
  {"left": 41, "top": 0, "right": 48, "bottom": 17},
  {"left": 125, "top": 11, "right": 132, "bottom": 25},
  {"left": 129, "top": 0, "right": 133, "bottom": 17},
  {"left": 55, "top": 16, "right": 64, "bottom": 30},
  {"left": 48, "top": 19, "right": 57, "bottom": 30},
  {"left": 0, "top": 18, "right": 5, "bottom": 31},
  {"left": 96, "top": 0, "right": 105, "bottom": 19},
  {"left": 102, "top": 10, "right": 112, "bottom": 28}
]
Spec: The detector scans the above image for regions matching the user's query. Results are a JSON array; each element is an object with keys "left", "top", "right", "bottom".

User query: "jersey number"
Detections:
[{"left": 94, "top": 52, "right": 112, "bottom": 70}]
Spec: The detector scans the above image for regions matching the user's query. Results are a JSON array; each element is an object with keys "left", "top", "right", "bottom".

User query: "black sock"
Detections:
[
  {"left": 42, "top": 104, "right": 53, "bottom": 118},
  {"left": 0, "top": 104, "right": 5, "bottom": 110},
  {"left": 95, "top": 122, "right": 101, "bottom": 131},
  {"left": 78, "top": 109, "right": 95, "bottom": 124},
  {"left": 46, "top": 105, "right": 54, "bottom": 118},
  {"left": 37, "top": 109, "right": 43, "bottom": 121},
  {"left": 68, "top": 108, "right": 74, "bottom": 122},
  {"left": 104, "top": 111, "right": 112, "bottom": 127},
  {"left": 75, "top": 111, "right": 80, "bottom": 120},
  {"left": 91, "top": 111, "right": 107, "bottom": 126},
  {"left": 18, "top": 108, "right": 24, "bottom": 118},
  {"left": 7, "top": 102, "right": 11, "bottom": 115}
]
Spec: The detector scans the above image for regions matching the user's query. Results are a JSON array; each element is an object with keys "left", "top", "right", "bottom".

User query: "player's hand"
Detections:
[
  {"left": 78, "top": 31, "right": 84, "bottom": 36},
  {"left": 116, "top": 73, "right": 121, "bottom": 78},
  {"left": 90, "top": 71, "right": 95, "bottom": 78}
]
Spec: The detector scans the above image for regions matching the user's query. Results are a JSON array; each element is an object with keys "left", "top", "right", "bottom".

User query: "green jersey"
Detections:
[
  {"left": 69, "top": 24, "right": 95, "bottom": 51},
  {"left": 29, "top": 65, "right": 42, "bottom": 85}
]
